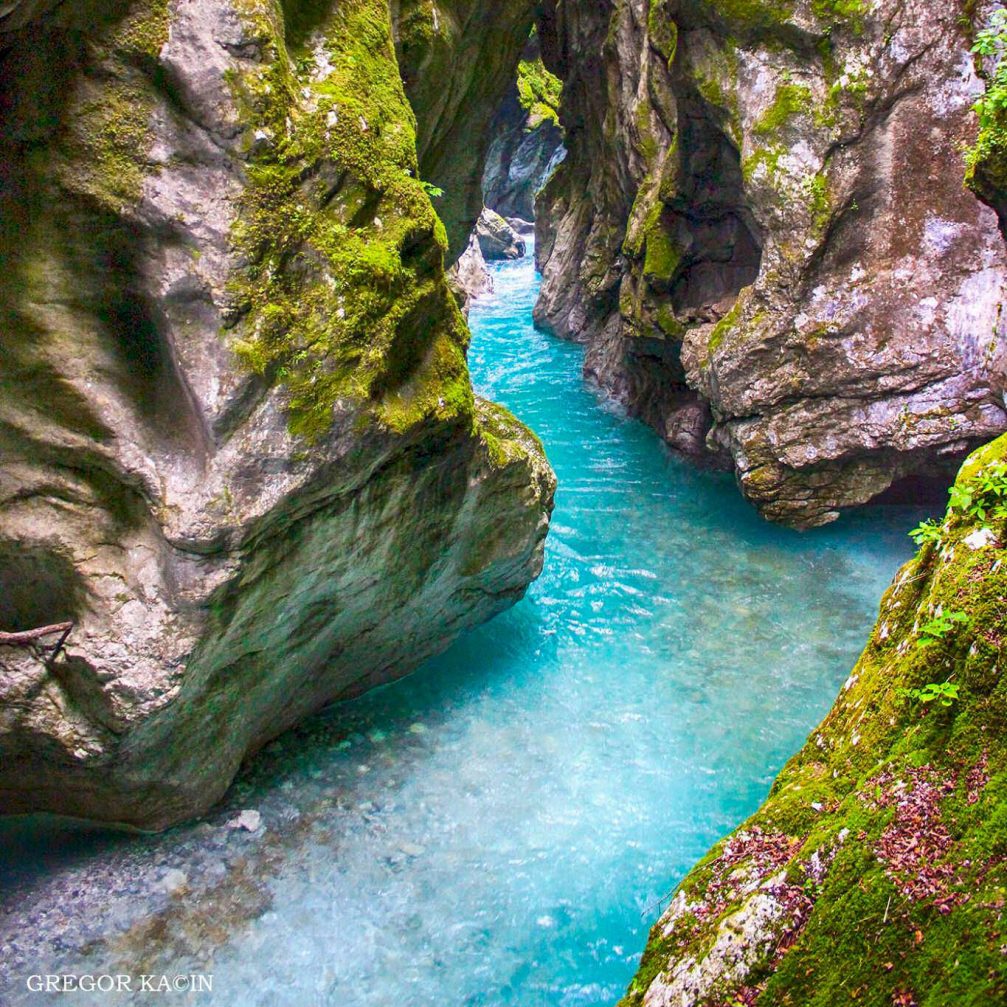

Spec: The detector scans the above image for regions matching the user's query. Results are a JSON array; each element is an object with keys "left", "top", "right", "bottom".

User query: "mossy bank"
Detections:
[{"left": 620, "top": 434, "right": 1007, "bottom": 1006}]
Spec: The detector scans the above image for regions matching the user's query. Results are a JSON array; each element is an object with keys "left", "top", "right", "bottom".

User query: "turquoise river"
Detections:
[{"left": 0, "top": 251, "right": 929, "bottom": 1006}]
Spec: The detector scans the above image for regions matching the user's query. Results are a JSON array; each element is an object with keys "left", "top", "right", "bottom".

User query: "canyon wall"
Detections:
[
  {"left": 482, "top": 31, "right": 566, "bottom": 223},
  {"left": 536, "top": 0, "right": 1007, "bottom": 527},
  {"left": 0, "top": 0, "right": 553, "bottom": 829},
  {"left": 393, "top": 0, "right": 537, "bottom": 259}
]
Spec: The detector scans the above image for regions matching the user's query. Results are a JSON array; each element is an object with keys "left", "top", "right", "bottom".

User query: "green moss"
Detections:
[
  {"left": 655, "top": 304, "right": 687, "bottom": 339},
  {"left": 742, "top": 143, "right": 786, "bottom": 185},
  {"left": 620, "top": 435, "right": 1007, "bottom": 1005},
  {"left": 705, "top": 301, "right": 767, "bottom": 357},
  {"left": 811, "top": 0, "right": 868, "bottom": 32},
  {"left": 691, "top": 40, "right": 741, "bottom": 142},
  {"left": 707, "top": 301, "right": 741, "bottom": 353},
  {"left": 753, "top": 82, "right": 812, "bottom": 137},
  {"left": 803, "top": 170, "right": 832, "bottom": 232},
  {"left": 224, "top": 0, "right": 474, "bottom": 441},
  {"left": 698, "top": 0, "right": 794, "bottom": 33},
  {"left": 648, "top": 1, "right": 679, "bottom": 65},
  {"left": 642, "top": 220, "right": 684, "bottom": 287},
  {"left": 634, "top": 98, "right": 661, "bottom": 162},
  {"left": 57, "top": 0, "right": 170, "bottom": 209},
  {"left": 966, "top": 8, "right": 1007, "bottom": 208},
  {"left": 516, "top": 52, "right": 563, "bottom": 129}
]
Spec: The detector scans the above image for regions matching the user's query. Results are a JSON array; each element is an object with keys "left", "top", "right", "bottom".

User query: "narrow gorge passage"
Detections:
[{"left": 0, "top": 252, "right": 925, "bottom": 1006}]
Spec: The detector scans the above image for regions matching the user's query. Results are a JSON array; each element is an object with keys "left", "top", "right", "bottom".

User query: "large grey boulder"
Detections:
[
  {"left": 0, "top": 0, "right": 553, "bottom": 829},
  {"left": 477, "top": 207, "right": 527, "bottom": 260}
]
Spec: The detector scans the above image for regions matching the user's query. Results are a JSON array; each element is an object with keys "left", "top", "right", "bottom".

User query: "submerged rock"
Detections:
[
  {"left": 536, "top": 0, "right": 1007, "bottom": 527},
  {"left": 477, "top": 207, "right": 528, "bottom": 260},
  {"left": 0, "top": 0, "right": 554, "bottom": 829},
  {"left": 620, "top": 435, "right": 1007, "bottom": 1005}
]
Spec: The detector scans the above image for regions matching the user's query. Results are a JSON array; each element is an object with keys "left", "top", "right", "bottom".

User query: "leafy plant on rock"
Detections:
[{"left": 916, "top": 609, "right": 970, "bottom": 649}]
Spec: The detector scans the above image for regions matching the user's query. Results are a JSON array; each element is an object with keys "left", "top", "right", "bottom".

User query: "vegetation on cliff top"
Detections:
[
  {"left": 621, "top": 435, "right": 1007, "bottom": 1006},
  {"left": 516, "top": 39, "right": 563, "bottom": 130},
  {"left": 967, "top": 5, "right": 1007, "bottom": 210}
]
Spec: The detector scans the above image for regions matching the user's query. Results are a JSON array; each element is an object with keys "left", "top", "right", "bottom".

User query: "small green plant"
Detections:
[
  {"left": 899, "top": 680, "right": 961, "bottom": 707},
  {"left": 917, "top": 609, "right": 970, "bottom": 648},
  {"left": 973, "top": 8, "right": 1007, "bottom": 58},
  {"left": 969, "top": 8, "right": 1007, "bottom": 177},
  {"left": 909, "top": 519, "right": 943, "bottom": 547},
  {"left": 948, "top": 458, "right": 1007, "bottom": 524},
  {"left": 420, "top": 180, "right": 444, "bottom": 199}
]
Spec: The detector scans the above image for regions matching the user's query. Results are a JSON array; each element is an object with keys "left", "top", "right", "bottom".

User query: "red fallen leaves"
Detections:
[
  {"left": 695, "top": 827, "right": 803, "bottom": 920},
  {"left": 892, "top": 990, "right": 917, "bottom": 1006},
  {"left": 721, "top": 987, "right": 761, "bottom": 1006},
  {"left": 865, "top": 764, "right": 966, "bottom": 911},
  {"left": 859, "top": 757, "right": 998, "bottom": 915},
  {"left": 966, "top": 750, "right": 989, "bottom": 805}
]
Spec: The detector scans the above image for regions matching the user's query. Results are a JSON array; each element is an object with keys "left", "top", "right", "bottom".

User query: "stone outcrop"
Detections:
[
  {"left": 482, "top": 32, "right": 565, "bottom": 221},
  {"left": 620, "top": 434, "right": 1007, "bottom": 1006},
  {"left": 393, "top": 0, "right": 537, "bottom": 260},
  {"left": 535, "top": 0, "right": 1007, "bottom": 527},
  {"left": 476, "top": 207, "right": 527, "bottom": 260},
  {"left": 449, "top": 231, "right": 494, "bottom": 309},
  {"left": 0, "top": 0, "right": 554, "bottom": 829}
]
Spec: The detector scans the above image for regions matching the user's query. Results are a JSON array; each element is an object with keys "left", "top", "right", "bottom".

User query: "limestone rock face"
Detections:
[
  {"left": 482, "top": 33, "right": 565, "bottom": 221},
  {"left": 477, "top": 207, "right": 527, "bottom": 260},
  {"left": 0, "top": 0, "right": 554, "bottom": 829},
  {"left": 619, "top": 435, "right": 1007, "bottom": 1005},
  {"left": 449, "top": 231, "right": 494, "bottom": 310},
  {"left": 536, "top": 0, "right": 1007, "bottom": 526},
  {"left": 393, "top": 0, "right": 537, "bottom": 260},
  {"left": 482, "top": 98, "right": 564, "bottom": 222}
]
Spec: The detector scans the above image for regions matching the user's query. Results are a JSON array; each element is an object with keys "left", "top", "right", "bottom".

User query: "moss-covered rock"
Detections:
[
  {"left": 393, "top": 0, "right": 537, "bottom": 258},
  {"left": 0, "top": 0, "right": 555, "bottom": 829},
  {"left": 620, "top": 435, "right": 1007, "bottom": 1006}
]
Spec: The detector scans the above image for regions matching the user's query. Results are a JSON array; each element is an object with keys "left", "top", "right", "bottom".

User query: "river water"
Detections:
[{"left": 0, "top": 252, "right": 927, "bottom": 1006}]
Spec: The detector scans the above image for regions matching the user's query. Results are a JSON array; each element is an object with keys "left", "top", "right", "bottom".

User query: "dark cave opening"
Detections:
[{"left": 667, "top": 101, "right": 763, "bottom": 316}]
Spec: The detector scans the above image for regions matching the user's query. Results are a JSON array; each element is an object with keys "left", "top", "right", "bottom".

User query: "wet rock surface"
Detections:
[
  {"left": 535, "top": 0, "right": 1007, "bottom": 527},
  {"left": 476, "top": 207, "right": 528, "bottom": 260},
  {"left": 482, "top": 32, "right": 565, "bottom": 221},
  {"left": 449, "top": 231, "right": 494, "bottom": 309},
  {"left": 0, "top": 0, "right": 553, "bottom": 829}
]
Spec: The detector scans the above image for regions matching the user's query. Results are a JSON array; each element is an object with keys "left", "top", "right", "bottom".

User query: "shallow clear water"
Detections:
[{"left": 0, "top": 253, "right": 928, "bottom": 1006}]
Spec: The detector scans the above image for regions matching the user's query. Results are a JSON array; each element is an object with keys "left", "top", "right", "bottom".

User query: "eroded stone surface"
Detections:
[
  {"left": 477, "top": 207, "right": 527, "bottom": 260},
  {"left": 0, "top": 0, "right": 554, "bottom": 829},
  {"left": 536, "top": 0, "right": 1007, "bottom": 526}
]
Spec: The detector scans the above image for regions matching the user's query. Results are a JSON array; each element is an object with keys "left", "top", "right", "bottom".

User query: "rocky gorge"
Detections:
[
  {"left": 535, "top": 0, "right": 1007, "bottom": 528},
  {"left": 1, "top": 0, "right": 1007, "bottom": 1005}
]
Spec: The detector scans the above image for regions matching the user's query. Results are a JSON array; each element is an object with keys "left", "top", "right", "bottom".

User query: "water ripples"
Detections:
[{"left": 0, "top": 252, "right": 931, "bottom": 1007}]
